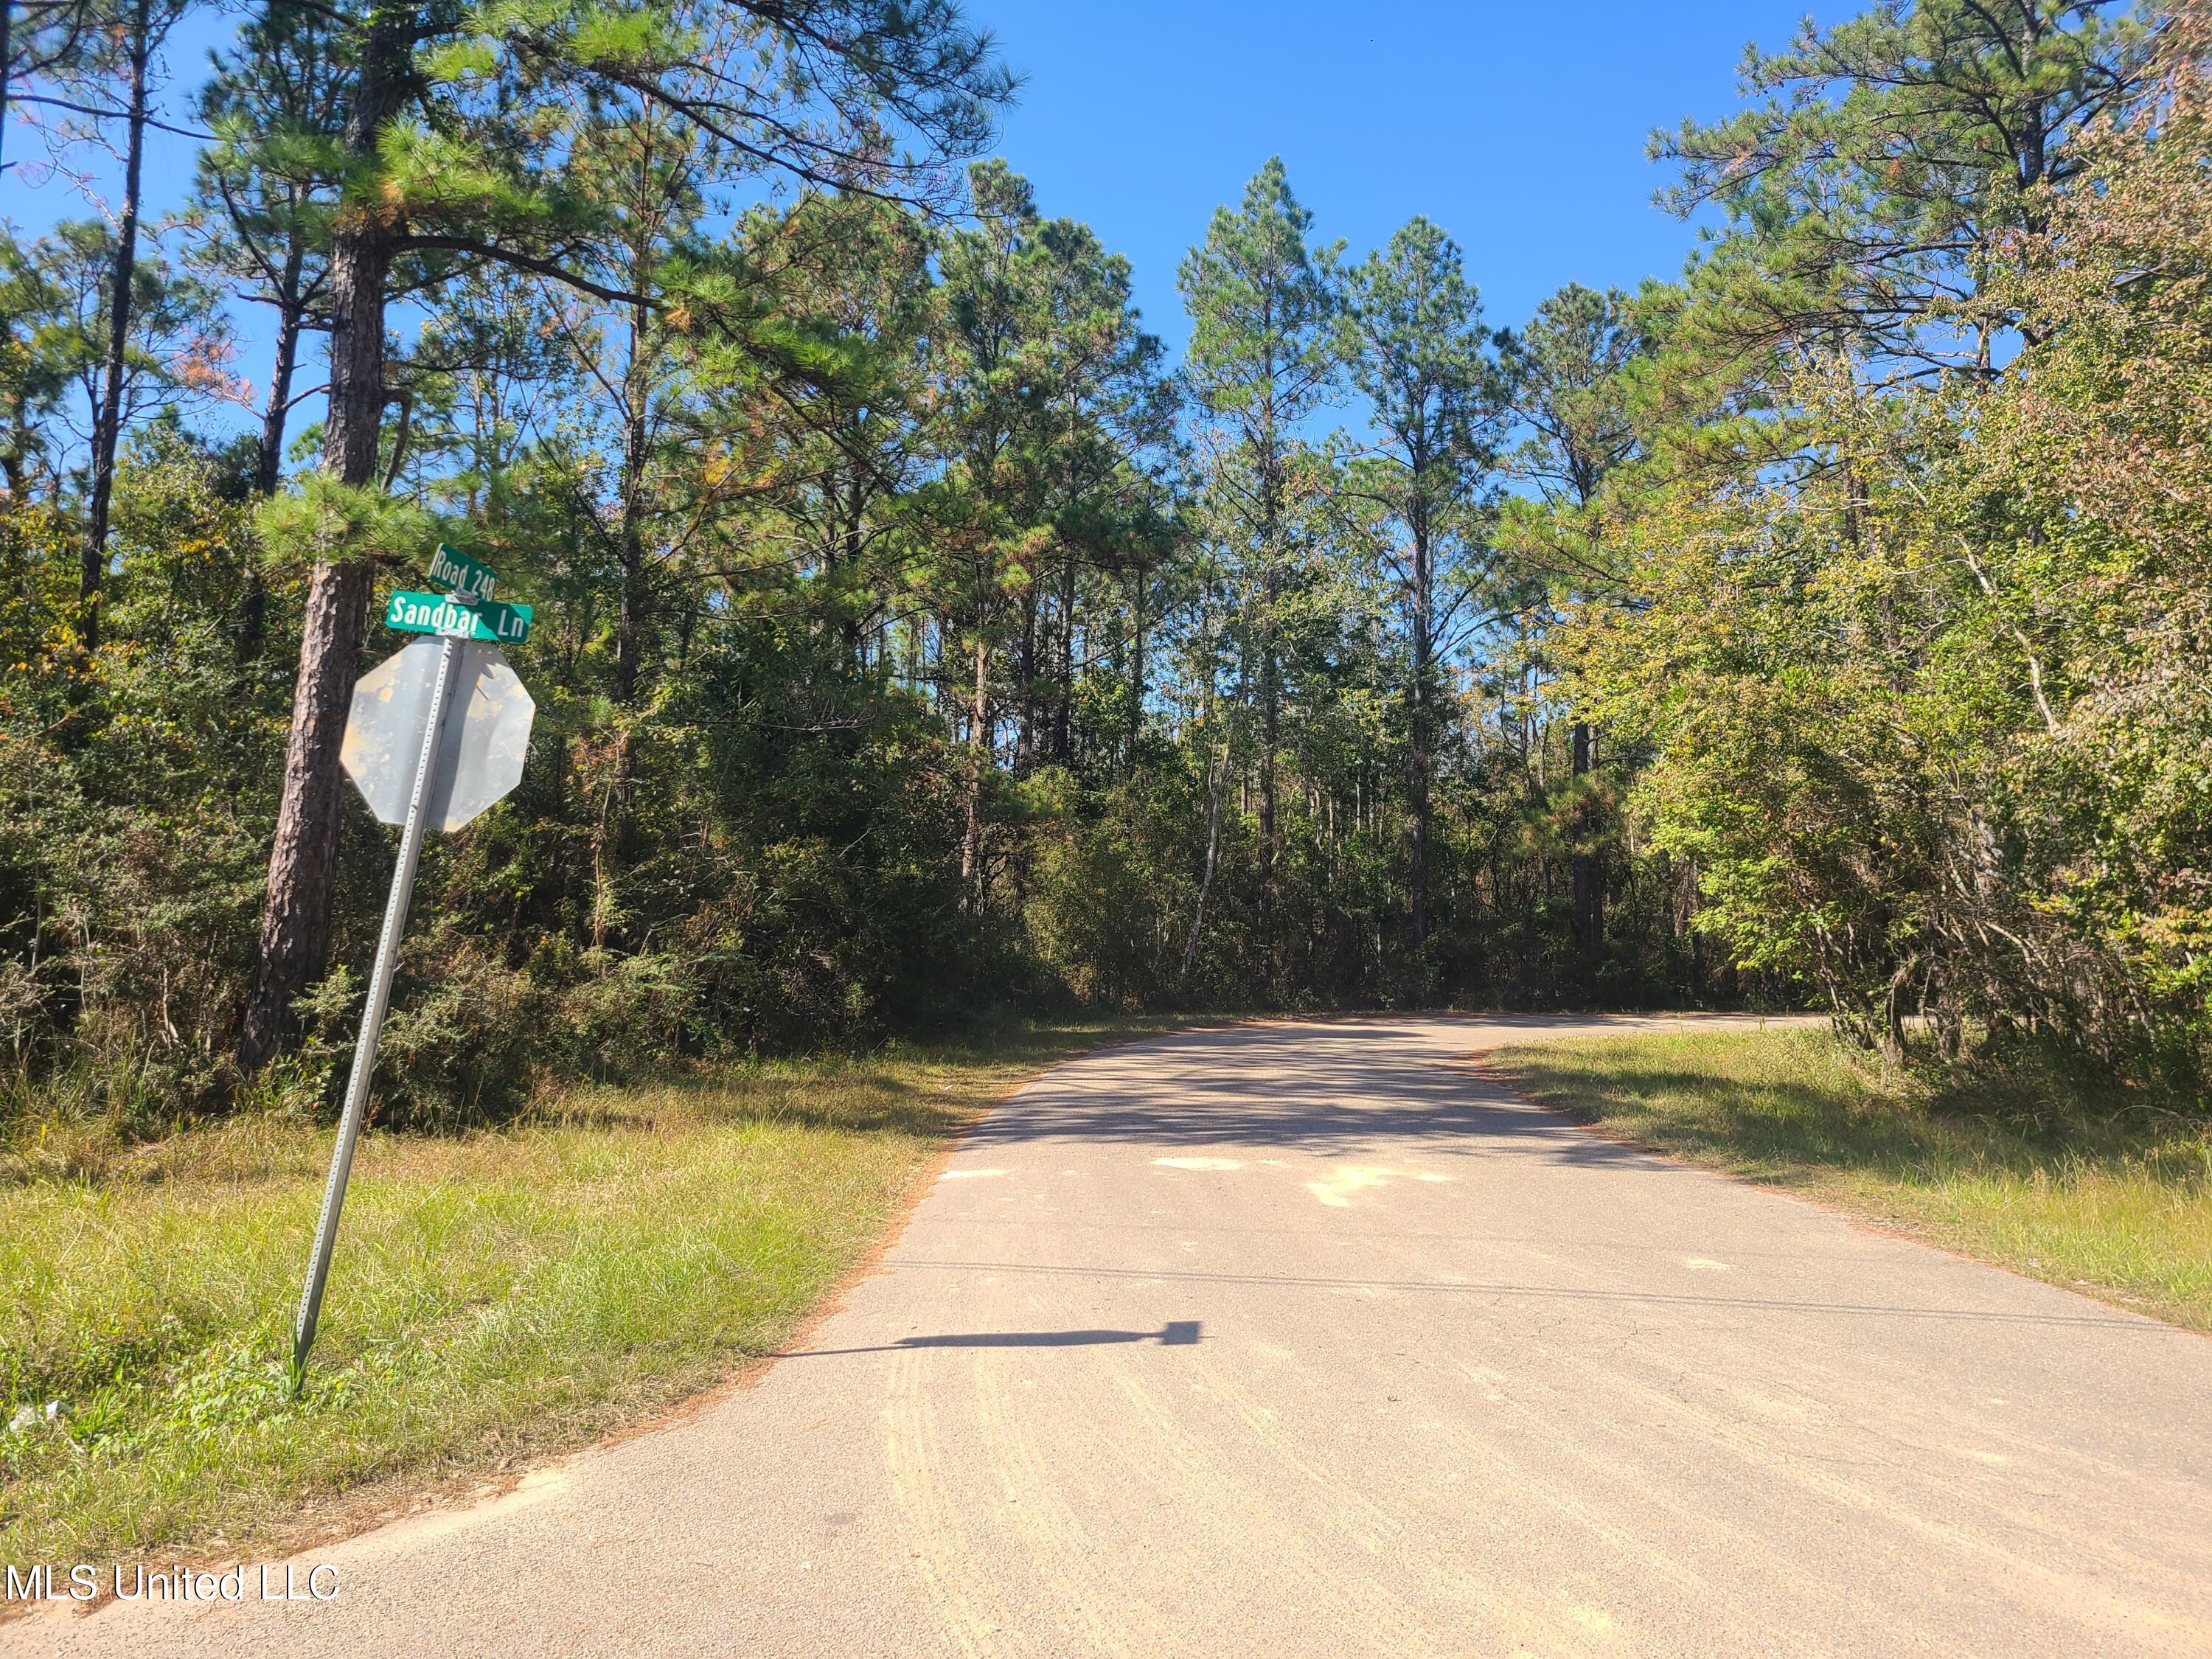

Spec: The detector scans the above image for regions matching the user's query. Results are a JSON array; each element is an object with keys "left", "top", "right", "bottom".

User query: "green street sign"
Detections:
[
  {"left": 428, "top": 542, "right": 498, "bottom": 603},
  {"left": 386, "top": 590, "right": 532, "bottom": 644}
]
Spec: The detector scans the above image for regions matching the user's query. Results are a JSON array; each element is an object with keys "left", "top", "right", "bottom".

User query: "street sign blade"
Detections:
[
  {"left": 428, "top": 542, "right": 498, "bottom": 603},
  {"left": 385, "top": 590, "right": 532, "bottom": 644}
]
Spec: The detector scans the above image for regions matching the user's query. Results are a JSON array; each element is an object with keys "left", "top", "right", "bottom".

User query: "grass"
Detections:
[
  {"left": 1492, "top": 1026, "right": 2212, "bottom": 1333},
  {"left": 0, "top": 1013, "right": 1194, "bottom": 1568}
]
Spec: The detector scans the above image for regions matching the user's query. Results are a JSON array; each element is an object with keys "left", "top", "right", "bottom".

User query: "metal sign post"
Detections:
[
  {"left": 290, "top": 550, "right": 535, "bottom": 1391},
  {"left": 290, "top": 632, "right": 462, "bottom": 1388}
]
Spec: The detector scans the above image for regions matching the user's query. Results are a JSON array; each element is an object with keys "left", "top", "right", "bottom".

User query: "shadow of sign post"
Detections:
[{"left": 778, "top": 1321, "right": 1203, "bottom": 1358}]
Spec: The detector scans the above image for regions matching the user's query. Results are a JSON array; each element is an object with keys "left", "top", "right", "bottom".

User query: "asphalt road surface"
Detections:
[{"left": 17, "top": 1015, "right": 2212, "bottom": 1657}]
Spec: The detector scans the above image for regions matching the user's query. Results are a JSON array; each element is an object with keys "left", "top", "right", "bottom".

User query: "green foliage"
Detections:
[
  {"left": 1559, "top": 1, "right": 2212, "bottom": 1088},
  {"left": 1652, "top": 0, "right": 2149, "bottom": 375},
  {"left": 0, "top": 430, "right": 286, "bottom": 1121}
]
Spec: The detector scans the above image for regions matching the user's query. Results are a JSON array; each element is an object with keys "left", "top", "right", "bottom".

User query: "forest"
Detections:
[{"left": 1, "top": 0, "right": 2208, "bottom": 1127}]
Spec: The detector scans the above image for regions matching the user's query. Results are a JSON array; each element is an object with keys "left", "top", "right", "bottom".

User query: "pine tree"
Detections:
[
  {"left": 192, "top": 1, "right": 351, "bottom": 502},
  {"left": 1339, "top": 216, "right": 1506, "bottom": 969},
  {"left": 1178, "top": 159, "right": 1340, "bottom": 992},
  {"left": 1653, "top": 0, "right": 2148, "bottom": 378}
]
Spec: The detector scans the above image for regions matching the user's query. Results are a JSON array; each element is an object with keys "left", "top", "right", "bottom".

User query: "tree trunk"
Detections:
[
  {"left": 1571, "top": 720, "right": 1602, "bottom": 981},
  {"left": 1051, "top": 550, "right": 1076, "bottom": 764},
  {"left": 238, "top": 9, "right": 408, "bottom": 1071},
  {"left": 1253, "top": 380, "right": 1284, "bottom": 998},
  {"left": 1257, "top": 639, "right": 1279, "bottom": 995},
  {"left": 254, "top": 254, "right": 306, "bottom": 497},
  {"left": 0, "top": 0, "right": 13, "bottom": 176},
  {"left": 1124, "top": 561, "right": 1146, "bottom": 779},
  {"left": 1012, "top": 585, "right": 1037, "bottom": 774},
  {"left": 80, "top": 0, "right": 153, "bottom": 653},
  {"left": 1181, "top": 734, "right": 1231, "bottom": 985},
  {"left": 1406, "top": 510, "right": 1433, "bottom": 963},
  {"left": 610, "top": 280, "right": 650, "bottom": 869},
  {"left": 236, "top": 260, "right": 308, "bottom": 662},
  {"left": 959, "top": 630, "right": 991, "bottom": 905},
  {"left": 840, "top": 475, "right": 866, "bottom": 669}
]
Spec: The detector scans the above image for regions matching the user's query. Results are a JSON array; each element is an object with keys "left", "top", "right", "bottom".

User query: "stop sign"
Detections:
[{"left": 341, "top": 637, "right": 535, "bottom": 832}]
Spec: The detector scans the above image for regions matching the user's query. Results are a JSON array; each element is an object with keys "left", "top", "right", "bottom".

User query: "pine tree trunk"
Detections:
[
  {"left": 80, "top": 0, "right": 153, "bottom": 653},
  {"left": 1406, "top": 510, "right": 1433, "bottom": 963},
  {"left": 1013, "top": 585, "right": 1037, "bottom": 774},
  {"left": 235, "top": 258, "right": 309, "bottom": 662},
  {"left": 238, "top": 10, "right": 408, "bottom": 1071},
  {"left": 1051, "top": 551, "right": 1076, "bottom": 764},
  {"left": 959, "top": 630, "right": 990, "bottom": 905},
  {"left": 1253, "top": 382, "right": 1284, "bottom": 998},
  {"left": 1181, "top": 734, "right": 1231, "bottom": 985},
  {"left": 0, "top": 0, "right": 13, "bottom": 176},
  {"left": 610, "top": 282, "right": 651, "bottom": 870},
  {"left": 1257, "top": 639, "right": 1279, "bottom": 995},
  {"left": 841, "top": 476, "right": 866, "bottom": 669},
  {"left": 254, "top": 254, "right": 306, "bottom": 498},
  {"left": 1571, "top": 720, "right": 1602, "bottom": 987},
  {"left": 1125, "top": 562, "right": 1146, "bottom": 779}
]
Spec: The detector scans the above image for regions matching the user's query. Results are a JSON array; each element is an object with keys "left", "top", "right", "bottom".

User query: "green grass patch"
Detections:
[
  {"left": 0, "top": 1014, "right": 1193, "bottom": 1566},
  {"left": 1493, "top": 1027, "right": 2212, "bottom": 1332}
]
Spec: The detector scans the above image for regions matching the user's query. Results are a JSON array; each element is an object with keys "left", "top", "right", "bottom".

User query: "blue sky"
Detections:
[
  {"left": 981, "top": 0, "right": 1843, "bottom": 349},
  {"left": 1, "top": 0, "right": 1844, "bottom": 435}
]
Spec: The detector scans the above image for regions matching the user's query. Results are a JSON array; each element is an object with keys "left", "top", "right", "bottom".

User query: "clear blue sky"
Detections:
[
  {"left": 1, "top": 0, "right": 1845, "bottom": 431},
  {"left": 980, "top": 0, "right": 1843, "bottom": 349}
]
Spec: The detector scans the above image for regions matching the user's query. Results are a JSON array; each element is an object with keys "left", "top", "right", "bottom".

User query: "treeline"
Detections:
[
  {"left": 1573, "top": 0, "right": 2212, "bottom": 1088},
  {"left": 1, "top": 0, "right": 2203, "bottom": 1124}
]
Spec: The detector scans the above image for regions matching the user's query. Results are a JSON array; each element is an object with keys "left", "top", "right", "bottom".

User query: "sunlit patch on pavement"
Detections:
[
  {"left": 1154, "top": 1156, "right": 1245, "bottom": 1171},
  {"left": 1682, "top": 1257, "right": 1731, "bottom": 1270},
  {"left": 1303, "top": 1164, "right": 1447, "bottom": 1207},
  {"left": 942, "top": 1168, "right": 1008, "bottom": 1179}
]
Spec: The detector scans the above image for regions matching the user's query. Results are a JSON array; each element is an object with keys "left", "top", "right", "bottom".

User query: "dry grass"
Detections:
[
  {"left": 0, "top": 1015, "right": 1193, "bottom": 1566},
  {"left": 1493, "top": 1028, "right": 2212, "bottom": 1332}
]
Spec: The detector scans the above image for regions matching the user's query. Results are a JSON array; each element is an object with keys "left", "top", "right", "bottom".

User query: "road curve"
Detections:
[{"left": 16, "top": 1015, "right": 2212, "bottom": 1658}]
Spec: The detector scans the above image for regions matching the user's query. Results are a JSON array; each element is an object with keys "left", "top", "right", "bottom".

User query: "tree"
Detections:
[
  {"left": 1338, "top": 216, "right": 1506, "bottom": 966},
  {"left": 1653, "top": 0, "right": 2149, "bottom": 379},
  {"left": 930, "top": 161, "right": 1052, "bottom": 895},
  {"left": 716, "top": 187, "right": 939, "bottom": 676},
  {"left": 27, "top": 220, "right": 232, "bottom": 505},
  {"left": 1556, "top": 0, "right": 2212, "bottom": 1075},
  {"left": 0, "top": 229, "right": 75, "bottom": 499},
  {"left": 1504, "top": 284, "right": 1642, "bottom": 516},
  {"left": 237, "top": 0, "right": 1014, "bottom": 1068},
  {"left": 1178, "top": 159, "right": 1340, "bottom": 991},
  {"left": 1023, "top": 210, "right": 1175, "bottom": 772},
  {"left": 1501, "top": 282, "right": 1646, "bottom": 969},
  {"left": 17, "top": 0, "right": 198, "bottom": 648},
  {"left": 191, "top": 0, "right": 350, "bottom": 501},
  {"left": 0, "top": 0, "right": 93, "bottom": 176},
  {"left": 927, "top": 161, "right": 1174, "bottom": 894}
]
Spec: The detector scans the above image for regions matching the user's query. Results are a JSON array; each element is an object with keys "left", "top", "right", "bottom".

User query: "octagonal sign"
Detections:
[{"left": 341, "top": 638, "right": 535, "bottom": 832}]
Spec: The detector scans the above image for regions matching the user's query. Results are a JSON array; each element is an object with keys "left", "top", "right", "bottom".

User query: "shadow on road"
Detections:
[
  {"left": 775, "top": 1320, "right": 1203, "bottom": 1358},
  {"left": 883, "top": 1259, "right": 2152, "bottom": 1329},
  {"left": 963, "top": 1018, "right": 1646, "bottom": 1162}
]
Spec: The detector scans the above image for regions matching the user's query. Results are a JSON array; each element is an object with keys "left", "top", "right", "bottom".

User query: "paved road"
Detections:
[{"left": 18, "top": 1015, "right": 2212, "bottom": 1657}]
